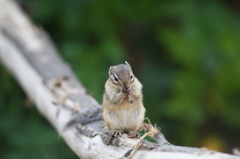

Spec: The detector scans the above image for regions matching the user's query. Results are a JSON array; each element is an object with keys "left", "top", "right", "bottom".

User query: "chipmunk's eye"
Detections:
[
  {"left": 130, "top": 74, "right": 134, "bottom": 82},
  {"left": 112, "top": 73, "right": 119, "bottom": 83},
  {"left": 114, "top": 77, "right": 118, "bottom": 82}
]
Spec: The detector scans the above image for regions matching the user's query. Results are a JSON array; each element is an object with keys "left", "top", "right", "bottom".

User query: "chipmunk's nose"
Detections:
[{"left": 122, "top": 87, "right": 132, "bottom": 95}]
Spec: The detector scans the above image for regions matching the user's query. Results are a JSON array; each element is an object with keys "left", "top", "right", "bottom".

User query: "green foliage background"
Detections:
[{"left": 1, "top": 0, "right": 240, "bottom": 158}]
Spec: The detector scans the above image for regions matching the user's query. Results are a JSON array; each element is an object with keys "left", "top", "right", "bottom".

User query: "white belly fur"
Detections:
[{"left": 109, "top": 105, "right": 145, "bottom": 131}]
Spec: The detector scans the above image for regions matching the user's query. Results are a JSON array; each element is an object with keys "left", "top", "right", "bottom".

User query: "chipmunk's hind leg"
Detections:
[
  {"left": 107, "top": 130, "right": 123, "bottom": 137},
  {"left": 101, "top": 128, "right": 122, "bottom": 146},
  {"left": 127, "top": 131, "right": 141, "bottom": 139}
]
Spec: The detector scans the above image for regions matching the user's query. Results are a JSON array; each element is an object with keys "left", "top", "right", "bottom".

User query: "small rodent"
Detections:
[{"left": 103, "top": 61, "right": 145, "bottom": 137}]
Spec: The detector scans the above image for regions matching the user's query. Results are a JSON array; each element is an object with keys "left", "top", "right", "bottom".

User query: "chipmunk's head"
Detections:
[{"left": 109, "top": 61, "right": 135, "bottom": 95}]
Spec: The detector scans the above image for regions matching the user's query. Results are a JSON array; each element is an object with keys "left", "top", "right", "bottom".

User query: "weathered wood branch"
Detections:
[{"left": 0, "top": 0, "right": 239, "bottom": 158}]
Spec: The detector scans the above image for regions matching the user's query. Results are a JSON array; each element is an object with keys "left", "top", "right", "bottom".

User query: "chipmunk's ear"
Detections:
[
  {"left": 109, "top": 66, "right": 113, "bottom": 76},
  {"left": 125, "top": 61, "right": 131, "bottom": 67}
]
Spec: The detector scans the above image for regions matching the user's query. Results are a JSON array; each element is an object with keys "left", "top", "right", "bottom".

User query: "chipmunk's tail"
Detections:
[{"left": 63, "top": 106, "right": 103, "bottom": 132}]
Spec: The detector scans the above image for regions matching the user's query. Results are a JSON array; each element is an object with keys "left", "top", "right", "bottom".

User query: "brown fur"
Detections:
[{"left": 103, "top": 62, "right": 145, "bottom": 132}]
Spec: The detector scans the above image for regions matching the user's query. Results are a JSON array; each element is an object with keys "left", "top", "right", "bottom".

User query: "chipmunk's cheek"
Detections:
[{"left": 117, "top": 89, "right": 122, "bottom": 94}]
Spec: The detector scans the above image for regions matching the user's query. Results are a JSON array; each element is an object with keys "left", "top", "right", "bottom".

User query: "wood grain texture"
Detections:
[{"left": 0, "top": 0, "right": 239, "bottom": 158}]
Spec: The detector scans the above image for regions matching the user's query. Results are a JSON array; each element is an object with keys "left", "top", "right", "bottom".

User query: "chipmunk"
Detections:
[{"left": 103, "top": 61, "right": 145, "bottom": 137}]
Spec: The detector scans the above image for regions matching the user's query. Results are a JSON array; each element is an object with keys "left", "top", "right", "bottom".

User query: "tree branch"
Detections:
[{"left": 0, "top": 0, "right": 239, "bottom": 158}]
